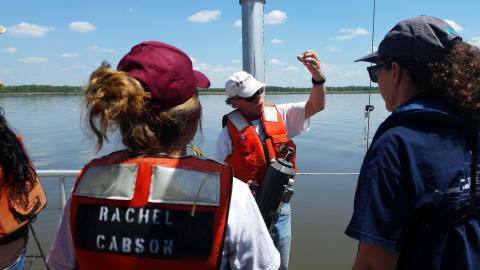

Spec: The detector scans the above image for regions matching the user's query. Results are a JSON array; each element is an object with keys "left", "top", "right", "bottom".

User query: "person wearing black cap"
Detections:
[
  {"left": 345, "top": 16, "right": 480, "bottom": 269},
  {"left": 46, "top": 41, "right": 280, "bottom": 270}
]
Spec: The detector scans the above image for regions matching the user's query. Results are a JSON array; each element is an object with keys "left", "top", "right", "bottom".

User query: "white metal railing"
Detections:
[
  {"left": 32, "top": 169, "right": 359, "bottom": 269},
  {"left": 37, "top": 170, "right": 80, "bottom": 208},
  {"left": 297, "top": 172, "right": 359, "bottom": 175},
  {"left": 37, "top": 170, "right": 359, "bottom": 209}
]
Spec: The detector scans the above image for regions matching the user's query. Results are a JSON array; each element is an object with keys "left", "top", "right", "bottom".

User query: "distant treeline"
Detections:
[
  {"left": 200, "top": 85, "right": 378, "bottom": 93},
  {"left": 0, "top": 85, "right": 82, "bottom": 93},
  {"left": 0, "top": 85, "right": 378, "bottom": 94}
]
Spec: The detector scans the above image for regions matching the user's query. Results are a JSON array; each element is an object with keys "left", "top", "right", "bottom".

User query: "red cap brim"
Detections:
[{"left": 194, "top": 70, "right": 210, "bottom": 88}]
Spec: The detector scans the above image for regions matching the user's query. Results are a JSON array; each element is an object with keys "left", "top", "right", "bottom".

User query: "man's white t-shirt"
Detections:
[
  {"left": 46, "top": 178, "right": 280, "bottom": 270},
  {"left": 215, "top": 102, "right": 310, "bottom": 162}
]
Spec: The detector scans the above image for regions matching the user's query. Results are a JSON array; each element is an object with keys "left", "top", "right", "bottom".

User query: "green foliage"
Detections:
[
  {"left": 0, "top": 85, "right": 378, "bottom": 94},
  {"left": 0, "top": 85, "right": 83, "bottom": 94},
  {"left": 199, "top": 85, "right": 378, "bottom": 94}
]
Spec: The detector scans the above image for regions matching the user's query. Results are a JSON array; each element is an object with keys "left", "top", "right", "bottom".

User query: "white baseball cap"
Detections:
[{"left": 225, "top": 71, "right": 265, "bottom": 98}]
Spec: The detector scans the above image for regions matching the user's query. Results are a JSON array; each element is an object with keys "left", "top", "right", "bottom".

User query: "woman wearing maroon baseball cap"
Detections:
[{"left": 47, "top": 41, "right": 280, "bottom": 270}]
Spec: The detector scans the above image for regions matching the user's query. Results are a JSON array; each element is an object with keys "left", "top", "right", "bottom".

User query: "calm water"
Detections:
[{"left": 0, "top": 93, "right": 390, "bottom": 269}]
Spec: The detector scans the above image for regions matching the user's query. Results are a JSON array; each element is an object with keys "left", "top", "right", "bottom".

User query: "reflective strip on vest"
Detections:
[
  {"left": 263, "top": 106, "right": 278, "bottom": 122},
  {"left": 148, "top": 165, "right": 220, "bottom": 206},
  {"left": 227, "top": 110, "right": 249, "bottom": 131},
  {"left": 74, "top": 164, "right": 138, "bottom": 200}
]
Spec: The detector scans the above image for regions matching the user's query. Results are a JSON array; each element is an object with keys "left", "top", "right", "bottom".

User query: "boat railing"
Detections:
[
  {"left": 36, "top": 170, "right": 360, "bottom": 209},
  {"left": 27, "top": 170, "right": 360, "bottom": 270},
  {"left": 38, "top": 170, "right": 80, "bottom": 208}
]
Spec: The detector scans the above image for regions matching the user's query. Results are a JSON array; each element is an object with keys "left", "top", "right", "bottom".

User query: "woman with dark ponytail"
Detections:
[{"left": 0, "top": 107, "right": 46, "bottom": 270}]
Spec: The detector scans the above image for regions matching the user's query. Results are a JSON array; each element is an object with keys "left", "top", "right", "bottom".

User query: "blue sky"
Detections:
[{"left": 0, "top": 0, "right": 479, "bottom": 88}]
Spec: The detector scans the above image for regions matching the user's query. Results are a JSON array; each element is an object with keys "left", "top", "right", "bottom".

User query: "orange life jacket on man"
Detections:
[
  {"left": 223, "top": 104, "right": 296, "bottom": 185},
  {"left": 70, "top": 150, "right": 233, "bottom": 270},
  {"left": 0, "top": 136, "right": 46, "bottom": 238}
]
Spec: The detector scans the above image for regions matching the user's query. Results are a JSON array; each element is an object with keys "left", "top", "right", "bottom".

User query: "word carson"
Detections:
[{"left": 83, "top": 205, "right": 175, "bottom": 257}]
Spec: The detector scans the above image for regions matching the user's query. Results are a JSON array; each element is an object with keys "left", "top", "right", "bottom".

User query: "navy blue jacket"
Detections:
[{"left": 346, "top": 99, "right": 480, "bottom": 269}]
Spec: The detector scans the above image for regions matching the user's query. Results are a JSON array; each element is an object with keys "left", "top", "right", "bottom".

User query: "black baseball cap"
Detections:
[{"left": 356, "top": 15, "right": 462, "bottom": 63}]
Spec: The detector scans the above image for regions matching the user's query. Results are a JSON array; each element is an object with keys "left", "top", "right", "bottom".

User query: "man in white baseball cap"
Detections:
[{"left": 215, "top": 50, "right": 327, "bottom": 269}]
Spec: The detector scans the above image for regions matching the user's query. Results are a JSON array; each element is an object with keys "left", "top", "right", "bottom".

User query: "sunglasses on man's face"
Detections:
[{"left": 238, "top": 88, "right": 264, "bottom": 102}]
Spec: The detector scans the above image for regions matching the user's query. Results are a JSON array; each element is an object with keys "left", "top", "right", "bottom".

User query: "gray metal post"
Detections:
[
  {"left": 59, "top": 176, "right": 66, "bottom": 208},
  {"left": 240, "top": 0, "right": 266, "bottom": 85}
]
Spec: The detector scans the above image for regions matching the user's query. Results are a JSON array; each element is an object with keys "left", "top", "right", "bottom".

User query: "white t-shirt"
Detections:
[
  {"left": 46, "top": 178, "right": 280, "bottom": 270},
  {"left": 215, "top": 102, "right": 310, "bottom": 162}
]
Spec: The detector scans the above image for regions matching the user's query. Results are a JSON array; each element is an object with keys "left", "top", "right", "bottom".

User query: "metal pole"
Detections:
[
  {"left": 59, "top": 176, "right": 66, "bottom": 208},
  {"left": 240, "top": 0, "right": 266, "bottom": 87},
  {"left": 29, "top": 224, "right": 51, "bottom": 270}
]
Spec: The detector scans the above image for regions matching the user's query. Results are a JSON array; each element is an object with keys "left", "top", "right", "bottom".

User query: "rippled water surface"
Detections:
[{"left": 0, "top": 93, "right": 390, "bottom": 269}]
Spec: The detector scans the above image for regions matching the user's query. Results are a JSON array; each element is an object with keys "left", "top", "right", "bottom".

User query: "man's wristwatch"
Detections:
[{"left": 311, "top": 74, "right": 326, "bottom": 86}]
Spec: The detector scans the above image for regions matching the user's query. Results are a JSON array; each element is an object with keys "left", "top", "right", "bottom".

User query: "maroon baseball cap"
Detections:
[{"left": 117, "top": 41, "right": 210, "bottom": 109}]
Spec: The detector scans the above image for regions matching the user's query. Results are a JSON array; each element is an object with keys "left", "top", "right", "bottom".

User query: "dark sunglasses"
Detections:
[
  {"left": 367, "top": 64, "right": 384, "bottom": 83},
  {"left": 367, "top": 59, "right": 396, "bottom": 83},
  {"left": 237, "top": 88, "right": 264, "bottom": 102}
]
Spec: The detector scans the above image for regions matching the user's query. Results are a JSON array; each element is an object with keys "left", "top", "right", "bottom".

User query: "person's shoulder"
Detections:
[
  {"left": 370, "top": 127, "right": 407, "bottom": 152},
  {"left": 216, "top": 126, "right": 231, "bottom": 142},
  {"left": 375, "top": 119, "right": 442, "bottom": 149},
  {"left": 230, "top": 177, "right": 251, "bottom": 199},
  {"left": 275, "top": 102, "right": 306, "bottom": 113},
  {"left": 84, "top": 150, "right": 129, "bottom": 167}
]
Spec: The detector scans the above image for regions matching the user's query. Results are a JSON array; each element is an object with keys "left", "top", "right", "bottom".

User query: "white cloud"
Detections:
[
  {"left": 8, "top": 22, "right": 52, "bottom": 37},
  {"left": 88, "top": 45, "right": 115, "bottom": 53},
  {"left": 469, "top": 37, "right": 480, "bottom": 48},
  {"left": 0, "top": 68, "right": 13, "bottom": 74},
  {"left": 194, "top": 62, "right": 238, "bottom": 73},
  {"left": 326, "top": 46, "right": 342, "bottom": 52},
  {"left": 284, "top": 66, "right": 300, "bottom": 72},
  {"left": 188, "top": 10, "right": 221, "bottom": 23},
  {"left": 232, "top": 59, "right": 241, "bottom": 64},
  {"left": 270, "top": 58, "right": 286, "bottom": 66},
  {"left": 1, "top": 48, "right": 16, "bottom": 53},
  {"left": 265, "top": 10, "right": 287, "bottom": 25},
  {"left": 233, "top": 20, "right": 242, "bottom": 28},
  {"left": 267, "top": 60, "right": 370, "bottom": 87},
  {"left": 192, "top": 60, "right": 241, "bottom": 87},
  {"left": 19, "top": 57, "right": 48, "bottom": 63},
  {"left": 61, "top": 52, "right": 80, "bottom": 58},
  {"left": 271, "top": 38, "right": 284, "bottom": 44},
  {"left": 334, "top": 27, "right": 368, "bottom": 40},
  {"left": 62, "top": 65, "right": 87, "bottom": 72},
  {"left": 444, "top": 19, "right": 463, "bottom": 32},
  {"left": 69, "top": 21, "right": 97, "bottom": 32},
  {"left": 321, "top": 62, "right": 363, "bottom": 78}
]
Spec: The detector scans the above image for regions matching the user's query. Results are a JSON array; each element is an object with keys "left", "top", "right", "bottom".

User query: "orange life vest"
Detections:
[
  {"left": 223, "top": 104, "right": 296, "bottom": 184},
  {"left": 0, "top": 136, "right": 46, "bottom": 238},
  {"left": 70, "top": 150, "right": 233, "bottom": 270}
]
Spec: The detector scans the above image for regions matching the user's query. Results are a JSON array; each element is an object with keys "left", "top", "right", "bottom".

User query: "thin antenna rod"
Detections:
[{"left": 364, "top": 0, "right": 376, "bottom": 151}]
